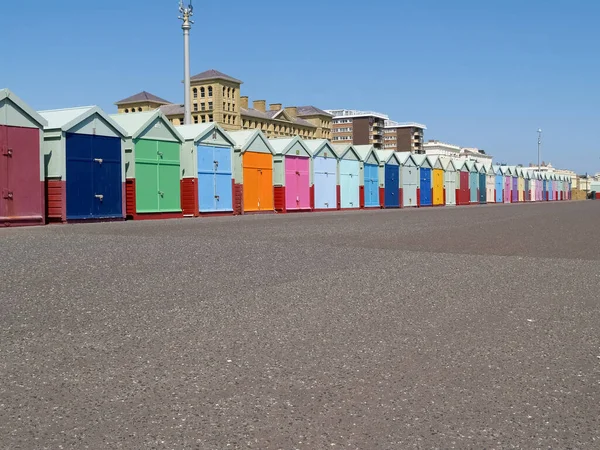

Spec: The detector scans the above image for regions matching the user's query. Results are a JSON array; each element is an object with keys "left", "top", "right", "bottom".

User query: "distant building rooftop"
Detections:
[{"left": 325, "top": 109, "right": 389, "bottom": 120}]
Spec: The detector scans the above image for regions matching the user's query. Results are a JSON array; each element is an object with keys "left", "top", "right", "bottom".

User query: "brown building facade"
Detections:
[
  {"left": 327, "top": 110, "right": 388, "bottom": 149},
  {"left": 384, "top": 121, "right": 426, "bottom": 153}
]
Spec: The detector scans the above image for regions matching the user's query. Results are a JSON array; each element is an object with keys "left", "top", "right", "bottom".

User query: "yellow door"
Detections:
[{"left": 433, "top": 169, "right": 444, "bottom": 205}]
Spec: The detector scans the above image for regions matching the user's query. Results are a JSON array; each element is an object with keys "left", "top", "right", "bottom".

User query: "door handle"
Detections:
[
  {"left": 158, "top": 191, "right": 164, "bottom": 197},
  {"left": 296, "top": 171, "right": 300, "bottom": 175},
  {"left": 157, "top": 151, "right": 164, "bottom": 157},
  {"left": 2, "top": 189, "right": 13, "bottom": 199},
  {"left": 94, "top": 158, "right": 103, "bottom": 164},
  {"left": 95, "top": 194, "right": 104, "bottom": 201},
  {"left": 214, "top": 195, "right": 220, "bottom": 200},
  {"left": 3, "top": 148, "right": 13, "bottom": 157}
]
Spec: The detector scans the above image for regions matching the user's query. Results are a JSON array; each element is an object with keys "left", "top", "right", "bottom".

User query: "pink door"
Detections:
[{"left": 285, "top": 156, "right": 310, "bottom": 210}]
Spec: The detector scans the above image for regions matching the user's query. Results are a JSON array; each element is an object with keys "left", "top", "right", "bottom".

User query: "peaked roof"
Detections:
[
  {"left": 115, "top": 91, "right": 171, "bottom": 106},
  {"left": 39, "top": 105, "right": 126, "bottom": 136},
  {"left": 0, "top": 88, "right": 47, "bottom": 128},
  {"left": 268, "top": 136, "right": 310, "bottom": 156},
  {"left": 190, "top": 69, "right": 242, "bottom": 84},
  {"left": 411, "top": 153, "right": 432, "bottom": 168},
  {"left": 159, "top": 104, "right": 184, "bottom": 116},
  {"left": 296, "top": 106, "right": 333, "bottom": 118},
  {"left": 304, "top": 139, "right": 338, "bottom": 158},
  {"left": 110, "top": 110, "right": 183, "bottom": 141},
  {"left": 375, "top": 149, "right": 399, "bottom": 164},
  {"left": 332, "top": 144, "right": 359, "bottom": 160},
  {"left": 438, "top": 156, "right": 456, "bottom": 171},
  {"left": 240, "top": 107, "right": 316, "bottom": 128},
  {"left": 227, "top": 129, "right": 274, "bottom": 153},
  {"left": 354, "top": 145, "right": 380, "bottom": 164},
  {"left": 175, "top": 123, "right": 235, "bottom": 146},
  {"left": 396, "top": 152, "right": 416, "bottom": 165}
]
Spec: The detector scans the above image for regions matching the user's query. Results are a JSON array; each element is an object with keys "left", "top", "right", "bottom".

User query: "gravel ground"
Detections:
[{"left": 1, "top": 201, "right": 599, "bottom": 449}]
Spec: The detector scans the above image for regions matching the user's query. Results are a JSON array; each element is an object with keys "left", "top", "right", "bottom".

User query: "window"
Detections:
[
  {"left": 232, "top": 103, "right": 235, "bottom": 111},
  {"left": 231, "top": 88, "right": 235, "bottom": 98},
  {"left": 200, "top": 87, "right": 205, "bottom": 98},
  {"left": 208, "top": 86, "right": 213, "bottom": 97},
  {"left": 223, "top": 86, "right": 226, "bottom": 97},
  {"left": 208, "top": 114, "right": 214, "bottom": 122},
  {"left": 223, "top": 102, "right": 226, "bottom": 110},
  {"left": 201, "top": 102, "right": 205, "bottom": 111},
  {"left": 227, "top": 87, "right": 231, "bottom": 98},
  {"left": 202, "top": 115, "right": 206, "bottom": 123},
  {"left": 193, "top": 115, "right": 198, "bottom": 124},
  {"left": 227, "top": 103, "right": 231, "bottom": 111},
  {"left": 208, "top": 102, "right": 213, "bottom": 110},
  {"left": 193, "top": 88, "right": 198, "bottom": 99},
  {"left": 138, "top": 108, "right": 142, "bottom": 112},
  {"left": 124, "top": 108, "right": 129, "bottom": 113},
  {"left": 193, "top": 104, "right": 198, "bottom": 112}
]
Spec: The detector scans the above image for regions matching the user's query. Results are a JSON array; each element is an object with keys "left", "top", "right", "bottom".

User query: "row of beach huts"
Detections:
[{"left": 0, "top": 89, "right": 572, "bottom": 227}]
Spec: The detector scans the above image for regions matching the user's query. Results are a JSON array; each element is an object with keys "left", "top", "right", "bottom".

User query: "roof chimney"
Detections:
[
  {"left": 253, "top": 100, "right": 266, "bottom": 112},
  {"left": 284, "top": 106, "right": 297, "bottom": 119},
  {"left": 269, "top": 103, "right": 282, "bottom": 111},
  {"left": 240, "top": 96, "right": 248, "bottom": 109}
]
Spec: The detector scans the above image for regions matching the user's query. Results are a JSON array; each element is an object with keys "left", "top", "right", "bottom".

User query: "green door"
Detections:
[
  {"left": 135, "top": 139, "right": 159, "bottom": 213},
  {"left": 157, "top": 141, "right": 181, "bottom": 212}
]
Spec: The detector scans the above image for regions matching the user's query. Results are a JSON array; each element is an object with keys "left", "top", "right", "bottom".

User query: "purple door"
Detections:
[
  {"left": 0, "top": 125, "right": 43, "bottom": 221},
  {"left": 285, "top": 156, "right": 310, "bottom": 210},
  {"left": 511, "top": 178, "right": 518, "bottom": 202}
]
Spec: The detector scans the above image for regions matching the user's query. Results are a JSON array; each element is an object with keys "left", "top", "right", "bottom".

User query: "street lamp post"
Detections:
[
  {"left": 179, "top": 1, "right": 193, "bottom": 125},
  {"left": 537, "top": 128, "right": 542, "bottom": 173}
]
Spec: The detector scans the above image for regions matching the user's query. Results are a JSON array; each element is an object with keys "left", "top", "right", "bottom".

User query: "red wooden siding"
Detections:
[
  {"left": 233, "top": 182, "right": 243, "bottom": 215},
  {"left": 180, "top": 178, "right": 198, "bottom": 217},
  {"left": 125, "top": 179, "right": 136, "bottom": 219},
  {"left": 274, "top": 186, "right": 286, "bottom": 212},
  {"left": 359, "top": 186, "right": 365, "bottom": 208},
  {"left": 46, "top": 179, "right": 65, "bottom": 222},
  {"left": 379, "top": 187, "right": 384, "bottom": 208}
]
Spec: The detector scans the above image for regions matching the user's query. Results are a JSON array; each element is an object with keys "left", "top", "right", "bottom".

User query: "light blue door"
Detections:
[
  {"left": 469, "top": 172, "right": 478, "bottom": 203},
  {"left": 364, "top": 163, "right": 379, "bottom": 207},
  {"left": 340, "top": 159, "right": 359, "bottom": 208},
  {"left": 495, "top": 175, "right": 503, "bottom": 203},
  {"left": 197, "top": 145, "right": 233, "bottom": 212},
  {"left": 313, "top": 156, "right": 337, "bottom": 209},
  {"left": 402, "top": 165, "right": 418, "bottom": 207}
]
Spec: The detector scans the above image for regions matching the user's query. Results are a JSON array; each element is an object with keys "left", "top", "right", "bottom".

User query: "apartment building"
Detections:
[
  {"left": 384, "top": 121, "right": 427, "bottom": 153},
  {"left": 326, "top": 109, "right": 388, "bottom": 149},
  {"left": 422, "top": 140, "right": 461, "bottom": 157},
  {"left": 115, "top": 69, "right": 332, "bottom": 140}
]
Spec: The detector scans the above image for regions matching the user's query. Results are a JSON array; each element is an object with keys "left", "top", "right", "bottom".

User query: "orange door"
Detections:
[
  {"left": 433, "top": 169, "right": 444, "bottom": 205},
  {"left": 243, "top": 152, "right": 273, "bottom": 212}
]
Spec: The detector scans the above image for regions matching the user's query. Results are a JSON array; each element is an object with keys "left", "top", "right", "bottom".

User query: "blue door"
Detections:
[
  {"left": 313, "top": 156, "right": 337, "bottom": 209},
  {"left": 66, "top": 133, "right": 93, "bottom": 219},
  {"left": 479, "top": 173, "right": 486, "bottom": 204},
  {"left": 495, "top": 175, "right": 503, "bottom": 203},
  {"left": 340, "top": 159, "right": 359, "bottom": 208},
  {"left": 543, "top": 179, "right": 547, "bottom": 200},
  {"left": 92, "top": 135, "right": 123, "bottom": 218},
  {"left": 384, "top": 164, "right": 399, "bottom": 208},
  {"left": 364, "top": 163, "right": 379, "bottom": 207},
  {"left": 420, "top": 168, "right": 432, "bottom": 206},
  {"left": 469, "top": 173, "right": 478, "bottom": 203},
  {"left": 197, "top": 145, "right": 233, "bottom": 212},
  {"left": 524, "top": 179, "right": 529, "bottom": 201}
]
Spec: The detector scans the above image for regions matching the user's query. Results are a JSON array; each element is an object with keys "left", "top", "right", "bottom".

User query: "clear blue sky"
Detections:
[{"left": 2, "top": 0, "right": 599, "bottom": 173}]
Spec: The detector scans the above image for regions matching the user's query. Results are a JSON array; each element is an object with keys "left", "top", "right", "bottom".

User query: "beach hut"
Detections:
[
  {"left": 439, "top": 156, "right": 456, "bottom": 206},
  {"left": 523, "top": 170, "right": 531, "bottom": 202},
  {"left": 176, "top": 123, "right": 235, "bottom": 216},
  {"left": 493, "top": 165, "right": 503, "bottom": 203},
  {"left": 500, "top": 166, "right": 511, "bottom": 203},
  {"left": 548, "top": 173, "right": 555, "bottom": 201},
  {"left": 516, "top": 167, "right": 525, "bottom": 202},
  {"left": 527, "top": 171, "right": 535, "bottom": 202},
  {"left": 412, "top": 154, "right": 433, "bottom": 207},
  {"left": 269, "top": 137, "right": 311, "bottom": 213},
  {"left": 465, "top": 160, "right": 479, "bottom": 204},
  {"left": 507, "top": 166, "right": 518, "bottom": 203},
  {"left": 228, "top": 129, "right": 275, "bottom": 214},
  {"left": 40, "top": 106, "right": 126, "bottom": 222},
  {"left": 355, "top": 145, "right": 380, "bottom": 209},
  {"left": 305, "top": 140, "right": 338, "bottom": 211},
  {"left": 485, "top": 163, "right": 495, "bottom": 203},
  {"left": 399, "top": 152, "right": 419, "bottom": 208},
  {"left": 333, "top": 144, "right": 360, "bottom": 209},
  {"left": 454, "top": 159, "right": 470, "bottom": 206},
  {"left": 0, "top": 89, "right": 47, "bottom": 227},
  {"left": 476, "top": 162, "right": 487, "bottom": 204},
  {"left": 376, "top": 150, "right": 401, "bottom": 208},
  {"left": 430, "top": 156, "right": 445, "bottom": 206},
  {"left": 110, "top": 110, "right": 182, "bottom": 220}
]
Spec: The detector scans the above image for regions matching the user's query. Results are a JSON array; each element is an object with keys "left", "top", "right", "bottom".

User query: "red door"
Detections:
[
  {"left": 460, "top": 172, "right": 469, "bottom": 205},
  {"left": 1, "top": 126, "right": 43, "bottom": 222}
]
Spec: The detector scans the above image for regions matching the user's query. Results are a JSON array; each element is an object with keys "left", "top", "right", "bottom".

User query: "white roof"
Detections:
[
  {"left": 384, "top": 120, "right": 427, "bottom": 130},
  {"left": 0, "top": 88, "right": 47, "bottom": 128},
  {"left": 40, "top": 105, "right": 126, "bottom": 136},
  {"left": 268, "top": 137, "right": 297, "bottom": 155},
  {"left": 375, "top": 149, "right": 399, "bottom": 164},
  {"left": 227, "top": 129, "right": 274, "bottom": 153},
  {"left": 110, "top": 110, "right": 182, "bottom": 141},
  {"left": 304, "top": 139, "right": 338, "bottom": 158},
  {"left": 438, "top": 156, "right": 456, "bottom": 171},
  {"left": 326, "top": 109, "right": 388, "bottom": 120},
  {"left": 354, "top": 145, "right": 380, "bottom": 163},
  {"left": 175, "top": 123, "right": 234, "bottom": 146}
]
